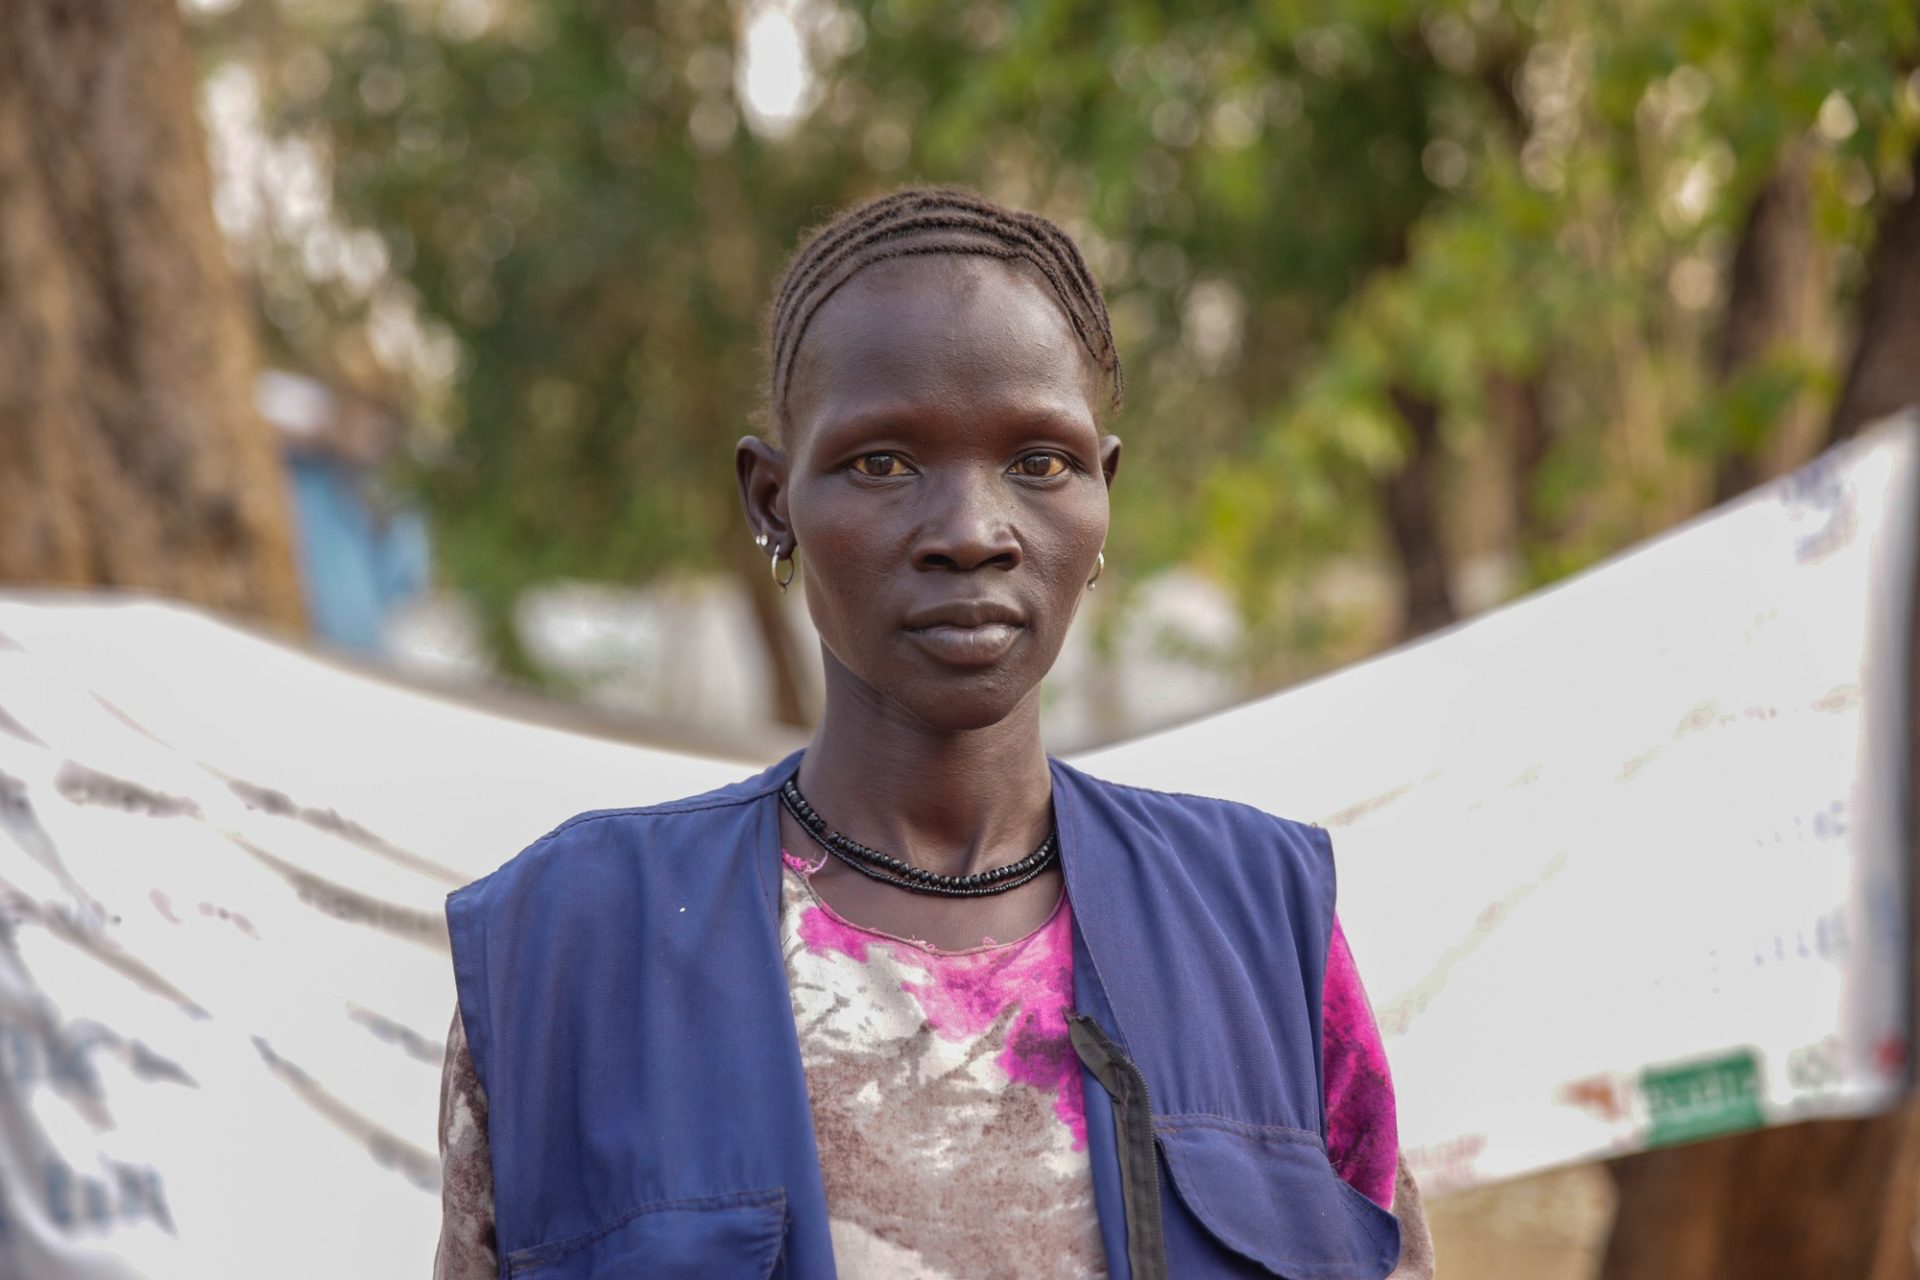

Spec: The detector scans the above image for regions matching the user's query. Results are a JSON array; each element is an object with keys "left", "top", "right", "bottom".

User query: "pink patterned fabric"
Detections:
[
  {"left": 786, "top": 852, "right": 1090, "bottom": 1146},
  {"left": 1323, "top": 918, "right": 1398, "bottom": 1209},
  {"left": 781, "top": 854, "right": 1102, "bottom": 1276}
]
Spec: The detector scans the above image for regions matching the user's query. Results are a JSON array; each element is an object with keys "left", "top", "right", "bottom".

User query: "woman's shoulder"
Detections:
[
  {"left": 1049, "top": 755, "right": 1338, "bottom": 903},
  {"left": 1050, "top": 754, "right": 1329, "bottom": 845},
  {"left": 452, "top": 750, "right": 800, "bottom": 904}
]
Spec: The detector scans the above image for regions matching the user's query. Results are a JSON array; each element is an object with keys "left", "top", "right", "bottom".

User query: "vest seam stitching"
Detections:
[
  {"left": 502, "top": 1187, "right": 786, "bottom": 1274},
  {"left": 1152, "top": 1115, "right": 1325, "bottom": 1146}
]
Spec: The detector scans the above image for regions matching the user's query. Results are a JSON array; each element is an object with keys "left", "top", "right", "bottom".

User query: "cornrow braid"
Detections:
[{"left": 766, "top": 186, "right": 1124, "bottom": 437}]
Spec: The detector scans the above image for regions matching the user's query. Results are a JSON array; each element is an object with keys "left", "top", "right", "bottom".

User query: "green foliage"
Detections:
[{"left": 226, "top": 0, "right": 1920, "bottom": 695}]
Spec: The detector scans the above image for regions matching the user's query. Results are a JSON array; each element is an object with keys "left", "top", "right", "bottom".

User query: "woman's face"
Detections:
[{"left": 740, "top": 254, "right": 1121, "bottom": 732}]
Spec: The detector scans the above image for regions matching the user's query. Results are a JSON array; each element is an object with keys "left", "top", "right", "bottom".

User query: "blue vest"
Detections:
[{"left": 446, "top": 749, "right": 1400, "bottom": 1279}]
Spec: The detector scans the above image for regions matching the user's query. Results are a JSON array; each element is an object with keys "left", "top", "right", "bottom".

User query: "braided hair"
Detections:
[{"left": 765, "top": 186, "right": 1124, "bottom": 438}]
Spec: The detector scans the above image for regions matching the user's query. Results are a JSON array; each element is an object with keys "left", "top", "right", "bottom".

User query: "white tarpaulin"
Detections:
[
  {"left": 0, "top": 414, "right": 1913, "bottom": 1275},
  {"left": 1084, "top": 414, "right": 1918, "bottom": 1193}
]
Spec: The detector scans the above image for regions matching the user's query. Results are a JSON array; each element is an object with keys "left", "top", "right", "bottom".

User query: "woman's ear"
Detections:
[
  {"left": 1098, "top": 434, "right": 1123, "bottom": 491},
  {"left": 736, "top": 435, "right": 793, "bottom": 550}
]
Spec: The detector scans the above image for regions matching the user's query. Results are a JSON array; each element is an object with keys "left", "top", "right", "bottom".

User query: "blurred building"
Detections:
[{"left": 256, "top": 369, "right": 431, "bottom": 654}]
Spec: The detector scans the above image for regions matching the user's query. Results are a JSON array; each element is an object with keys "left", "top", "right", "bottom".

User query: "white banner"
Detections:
[{"left": 0, "top": 415, "right": 1912, "bottom": 1274}]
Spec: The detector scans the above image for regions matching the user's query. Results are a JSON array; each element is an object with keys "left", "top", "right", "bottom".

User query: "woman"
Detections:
[{"left": 435, "top": 188, "right": 1435, "bottom": 1279}]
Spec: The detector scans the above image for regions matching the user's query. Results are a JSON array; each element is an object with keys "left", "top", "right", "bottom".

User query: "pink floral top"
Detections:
[{"left": 433, "top": 854, "right": 1431, "bottom": 1278}]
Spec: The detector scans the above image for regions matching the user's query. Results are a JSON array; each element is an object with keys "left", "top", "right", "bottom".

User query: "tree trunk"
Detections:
[
  {"left": 1492, "top": 371, "right": 1552, "bottom": 551},
  {"left": 1710, "top": 153, "right": 1815, "bottom": 504},
  {"left": 1603, "top": 1118, "right": 1913, "bottom": 1279},
  {"left": 1830, "top": 141, "right": 1920, "bottom": 443},
  {"left": 0, "top": 0, "right": 302, "bottom": 629},
  {"left": 1383, "top": 387, "right": 1457, "bottom": 639}
]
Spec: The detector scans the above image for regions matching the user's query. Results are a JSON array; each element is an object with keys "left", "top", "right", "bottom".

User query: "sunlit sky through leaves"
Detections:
[{"left": 738, "top": 0, "right": 815, "bottom": 138}]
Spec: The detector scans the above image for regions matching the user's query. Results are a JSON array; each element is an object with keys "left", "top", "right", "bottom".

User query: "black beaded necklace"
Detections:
[{"left": 778, "top": 775, "right": 1059, "bottom": 897}]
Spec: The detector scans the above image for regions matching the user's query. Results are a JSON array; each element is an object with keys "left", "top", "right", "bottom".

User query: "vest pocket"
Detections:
[
  {"left": 1154, "top": 1118, "right": 1400, "bottom": 1280},
  {"left": 503, "top": 1188, "right": 788, "bottom": 1279}
]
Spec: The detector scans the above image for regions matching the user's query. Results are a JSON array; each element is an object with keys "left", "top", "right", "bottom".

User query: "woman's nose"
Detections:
[{"left": 913, "top": 471, "right": 1021, "bottom": 572}]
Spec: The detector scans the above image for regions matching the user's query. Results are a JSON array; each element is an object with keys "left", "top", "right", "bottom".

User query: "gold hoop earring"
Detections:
[
  {"left": 1086, "top": 550, "right": 1104, "bottom": 591},
  {"left": 771, "top": 545, "right": 796, "bottom": 592}
]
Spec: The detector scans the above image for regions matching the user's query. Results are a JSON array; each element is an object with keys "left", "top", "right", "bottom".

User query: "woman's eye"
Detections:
[
  {"left": 1013, "top": 452, "right": 1069, "bottom": 478},
  {"left": 853, "top": 453, "right": 910, "bottom": 477}
]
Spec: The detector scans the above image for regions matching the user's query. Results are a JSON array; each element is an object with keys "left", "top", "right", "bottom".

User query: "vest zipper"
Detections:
[{"left": 1067, "top": 1013, "right": 1167, "bottom": 1280}]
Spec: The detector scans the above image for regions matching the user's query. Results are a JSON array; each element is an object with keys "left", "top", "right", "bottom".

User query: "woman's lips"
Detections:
[{"left": 904, "top": 622, "right": 1022, "bottom": 666}]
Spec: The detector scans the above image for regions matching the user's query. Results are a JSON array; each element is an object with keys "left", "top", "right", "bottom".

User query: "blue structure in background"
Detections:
[
  {"left": 260, "top": 369, "right": 432, "bottom": 654},
  {"left": 284, "top": 454, "right": 431, "bottom": 653}
]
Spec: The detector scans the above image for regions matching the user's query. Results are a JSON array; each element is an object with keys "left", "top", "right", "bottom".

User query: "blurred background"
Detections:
[
  {"left": 3, "top": 0, "right": 1920, "bottom": 1276},
  {"left": 12, "top": 0, "right": 1918, "bottom": 737}
]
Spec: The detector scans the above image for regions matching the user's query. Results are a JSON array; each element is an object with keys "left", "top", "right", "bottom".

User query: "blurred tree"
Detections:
[
  {"left": 222, "top": 0, "right": 1492, "bottom": 704},
  {"left": 1708, "top": 146, "right": 1816, "bottom": 504},
  {"left": 0, "top": 0, "right": 302, "bottom": 630},
  {"left": 1831, "top": 138, "right": 1920, "bottom": 441},
  {"left": 208, "top": 0, "right": 1919, "bottom": 713}
]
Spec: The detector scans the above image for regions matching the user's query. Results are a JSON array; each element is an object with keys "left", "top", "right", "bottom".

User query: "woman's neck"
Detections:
[{"left": 795, "top": 666, "right": 1054, "bottom": 879}]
